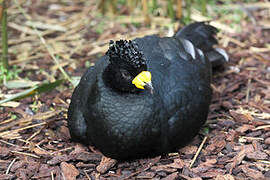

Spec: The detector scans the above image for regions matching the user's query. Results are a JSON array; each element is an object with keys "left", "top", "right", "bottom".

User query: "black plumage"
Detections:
[{"left": 68, "top": 22, "right": 228, "bottom": 160}]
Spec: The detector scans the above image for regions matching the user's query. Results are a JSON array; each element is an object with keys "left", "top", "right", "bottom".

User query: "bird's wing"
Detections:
[
  {"left": 67, "top": 58, "right": 107, "bottom": 144},
  {"left": 156, "top": 37, "right": 212, "bottom": 149}
]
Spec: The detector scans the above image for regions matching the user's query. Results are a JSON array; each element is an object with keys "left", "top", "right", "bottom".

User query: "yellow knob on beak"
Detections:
[{"left": 132, "top": 71, "right": 153, "bottom": 93}]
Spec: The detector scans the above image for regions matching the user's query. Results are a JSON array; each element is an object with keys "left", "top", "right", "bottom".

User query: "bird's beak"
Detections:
[
  {"left": 144, "top": 81, "right": 154, "bottom": 94},
  {"left": 132, "top": 71, "right": 154, "bottom": 94}
]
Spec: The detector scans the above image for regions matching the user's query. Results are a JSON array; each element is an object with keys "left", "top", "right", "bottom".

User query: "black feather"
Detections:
[
  {"left": 106, "top": 40, "right": 147, "bottom": 70},
  {"left": 175, "top": 22, "right": 229, "bottom": 67},
  {"left": 67, "top": 22, "right": 228, "bottom": 160}
]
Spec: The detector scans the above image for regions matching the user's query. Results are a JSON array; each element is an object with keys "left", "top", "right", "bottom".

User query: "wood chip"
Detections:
[
  {"left": 241, "top": 165, "right": 265, "bottom": 179},
  {"left": 246, "top": 151, "right": 268, "bottom": 160},
  {"left": 47, "top": 154, "right": 71, "bottom": 165},
  {"left": 160, "top": 172, "right": 178, "bottom": 180},
  {"left": 215, "top": 174, "right": 235, "bottom": 180},
  {"left": 60, "top": 162, "right": 79, "bottom": 180},
  {"left": 265, "top": 137, "right": 270, "bottom": 145},
  {"left": 229, "top": 149, "right": 246, "bottom": 174},
  {"left": 96, "top": 156, "right": 117, "bottom": 174}
]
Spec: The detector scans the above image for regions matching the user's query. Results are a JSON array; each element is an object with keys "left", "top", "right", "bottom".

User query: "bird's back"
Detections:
[{"left": 134, "top": 35, "right": 213, "bottom": 150}]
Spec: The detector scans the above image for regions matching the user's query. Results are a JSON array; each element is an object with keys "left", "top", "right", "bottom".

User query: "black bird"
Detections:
[{"left": 68, "top": 22, "right": 228, "bottom": 160}]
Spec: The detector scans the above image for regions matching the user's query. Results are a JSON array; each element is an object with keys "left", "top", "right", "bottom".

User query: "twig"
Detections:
[
  {"left": 8, "top": 22, "right": 37, "bottom": 35},
  {"left": 254, "top": 125, "right": 270, "bottom": 131},
  {"left": 0, "top": 115, "right": 17, "bottom": 125},
  {"left": 12, "top": 122, "right": 46, "bottom": 132},
  {"left": 168, "top": 152, "right": 179, "bottom": 157},
  {"left": 0, "top": 139, "right": 23, "bottom": 148},
  {"left": 17, "top": 138, "right": 51, "bottom": 155},
  {"left": 142, "top": 0, "right": 150, "bottom": 25},
  {"left": 240, "top": 136, "right": 264, "bottom": 141},
  {"left": 51, "top": 146, "right": 74, "bottom": 155},
  {"left": 201, "top": 0, "right": 207, "bottom": 16},
  {"left": 26, "top": 128, "right": 43, "bottom": 142},
  {"left": 246, "top": 72, "right": 252, "bottom": 103},
  {"left": 25, "top": 21, "right": 67, "bottom": 32},
  {"left": 0, "top": 117, "right": 33, "bottom": 132},
  {"left": 212, "top": 2, "right": 270, "bottom": 10},
  {"left": 176, "top": 0, "right": 182, "bottom": 19},
  {"left": 0, "top": 131, "right": 20, "bottom": 139},
  {"left": 11, "top": 150, "right": 40, "bottom": 158},
  {"left": 14, "top": 0, "right": 72, "bottom": 84},
  {"left": 0, "top": 139, "right": 16, "bottom": 146},
  {"left": 1, "top": 0, "right": 8, "bottom": 70},
  {"left": 5, "top": 158, "right": 17, "bottom": 174},
  {"left": 84, "top": 170, "right": 92, "bottom": 180},
  {"left": 167, "top": 0, "right": 175, "bottom": 20},
  {"left": 257, "top": 160, "right": 270, "bottom": 165},
  {"left": 51, "top": 171, "right": 54, "bottom": 180},
  {"left": 95, "top": 173, "right": 100, "bottom": 180},
  {"left": 0, "top": 122, "right": 47, "bottom": 139},
  {"left": 250, "top": 46, "right": 270, "bottom": 53},
  {"left": 189, "top": 136, "right": 207, "bottom": 168}
]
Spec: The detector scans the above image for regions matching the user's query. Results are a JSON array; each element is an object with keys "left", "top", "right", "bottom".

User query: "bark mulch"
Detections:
[{"left": 0, "top": 1, "right": 270, "bottom": 180}]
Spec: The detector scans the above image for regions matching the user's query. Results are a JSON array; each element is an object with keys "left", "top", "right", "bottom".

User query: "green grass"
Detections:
[
  {"left": 0, "top": 65, "right": 21, "bottom": 84},
  {"left": 95, "top": 21, "right": 106, "bottom": 34}
]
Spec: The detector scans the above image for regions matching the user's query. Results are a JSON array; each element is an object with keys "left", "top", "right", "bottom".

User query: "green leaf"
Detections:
[
  {"left": 203, "top": 127, "right": 209, "bottom": 135},
  {"left": 35, "top": 79, "right": 64, "bottom": 93},
  {"left": 4, "top": 80, "right": 40, "bottom": 89},
  {"left": 0, "top": 79, "right": 64, "bottom": 105}
]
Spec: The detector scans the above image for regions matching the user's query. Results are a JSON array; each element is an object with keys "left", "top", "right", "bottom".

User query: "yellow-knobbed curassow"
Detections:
[{"left": 67, "top": 22, "right": 229, "bottom": 160}]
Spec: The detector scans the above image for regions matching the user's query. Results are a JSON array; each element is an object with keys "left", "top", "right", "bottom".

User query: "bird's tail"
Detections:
[{"left": 174, "top": 22, "right": 229, "bottom": 67}]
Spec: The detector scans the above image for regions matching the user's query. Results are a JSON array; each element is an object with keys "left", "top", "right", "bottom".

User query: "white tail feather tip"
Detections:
[
  {"left": 180, "top": 39, "right": 196, "bottom": 59},
  {"left": 215, "top": 48, "right": 229, "bottom": 62}
]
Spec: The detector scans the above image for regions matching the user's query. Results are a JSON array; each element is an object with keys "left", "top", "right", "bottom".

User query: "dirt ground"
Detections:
[{"left": 0, "top": 1, "right": 270, "bottom": 180}]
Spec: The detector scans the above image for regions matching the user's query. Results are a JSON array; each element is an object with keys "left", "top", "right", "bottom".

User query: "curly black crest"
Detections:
[{"left": 106, "top": 40, "right": 146, "bottom": 69}]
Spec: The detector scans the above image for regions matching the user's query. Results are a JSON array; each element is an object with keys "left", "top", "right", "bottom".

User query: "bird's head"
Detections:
[{"left": 105, "top": 40, "right": 153, "bottom": 93}]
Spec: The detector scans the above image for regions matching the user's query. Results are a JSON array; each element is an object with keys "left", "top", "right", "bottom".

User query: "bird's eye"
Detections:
[{"left": 120, "top": 69, "right": 131, "bottom": 80}]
